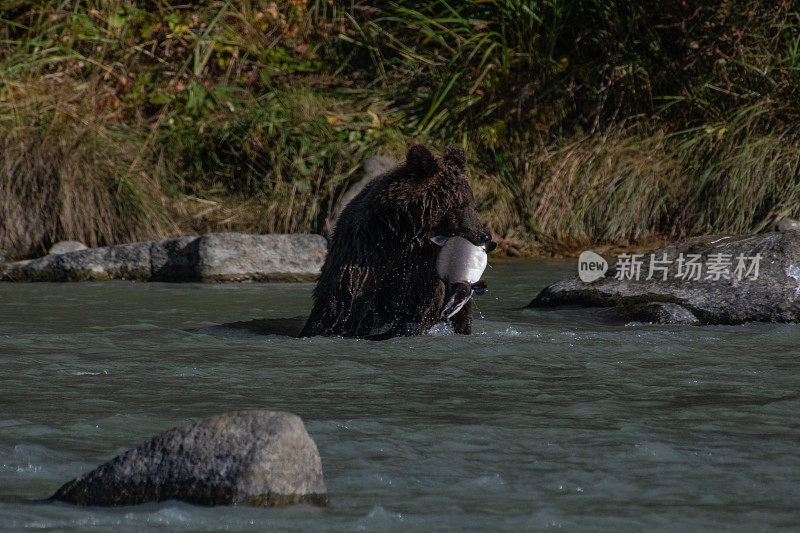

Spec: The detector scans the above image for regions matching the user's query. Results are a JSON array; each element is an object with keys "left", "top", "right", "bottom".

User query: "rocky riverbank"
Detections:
[{"left": 0, "top": 233, "right": 326, "bottom": 282}]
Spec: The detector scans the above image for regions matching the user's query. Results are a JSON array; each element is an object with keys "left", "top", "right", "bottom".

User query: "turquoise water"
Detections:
[{"left": 1, "top": 259, "right": 799, "bottom": 531}]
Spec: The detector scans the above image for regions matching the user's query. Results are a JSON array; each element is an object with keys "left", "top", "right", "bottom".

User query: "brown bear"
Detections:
[{"left": 300, "top": 144, "right": 492, "bottom": 338}]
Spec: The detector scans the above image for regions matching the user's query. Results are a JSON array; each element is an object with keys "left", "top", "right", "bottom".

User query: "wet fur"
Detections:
[{"left": 300, "top": 145, "right": 489, "bottom": 338}]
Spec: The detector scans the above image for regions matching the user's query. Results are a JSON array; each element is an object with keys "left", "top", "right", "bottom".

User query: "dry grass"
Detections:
[
  {"left": 0, "top": 98, "right": 171, "bottom": 259},
  {"left": 473, "top": 115, "right": 800, "bottom": 254},
  {"left": 1, "top": 1, "right": 799, "bottom": 259}
]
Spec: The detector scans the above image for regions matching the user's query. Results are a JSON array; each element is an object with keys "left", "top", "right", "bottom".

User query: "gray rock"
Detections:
[
  {"left": 362, "top": 155, "right": 397, "bottom": 180},
  {"left": 50, "top": 411, "right": 328, "bottom": 507},
  {"left": 530, "top": 233, "right": 800, "bottom": 324},
  {"left": 2, "top": 241, "right": 153, "bottom": 281},
  {"left": 197, "top": 233, "right": 326, "bottom": 282},
  {"left": 150, "top": 236, "right": 202, "bottom": 282},
  {"left": 776, "top": 218, "right": 800, "bottom": 232},
  {"left": 49, "top": 241, "right": 88, "bottom": 255},
  {"left": 617, "top": 302, "right": 700, "bottom": 325},
  {"left": 325, "top": 155, "right": 396, "bottom": 238},
  {"left": 0, "top": 233, "right": 325, "bottom": 282}
]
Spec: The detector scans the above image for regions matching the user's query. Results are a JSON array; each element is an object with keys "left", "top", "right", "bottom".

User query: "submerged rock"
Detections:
[
  {"left": 49, "top": 241, "right": 88, "bottom": 255},
  {"left": 0, "top": 233, "right": 325, "bottom": 282},
  {"left": 51, "top": 411, "right": 328, "bottom": 507},
  {"left": 530, "top": 233, "right": 800, "bottom": 324}
]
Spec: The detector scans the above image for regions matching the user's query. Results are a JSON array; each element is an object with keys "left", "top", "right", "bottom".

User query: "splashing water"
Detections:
[{"left": 785, "top": 265, "right": 800, "bottom": 296}]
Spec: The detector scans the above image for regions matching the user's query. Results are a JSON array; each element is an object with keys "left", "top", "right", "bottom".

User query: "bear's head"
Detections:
[{"left": 405, "top": 144, "right": 492, "bottom": 248}]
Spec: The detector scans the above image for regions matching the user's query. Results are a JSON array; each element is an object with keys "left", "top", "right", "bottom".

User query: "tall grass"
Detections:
[
  {"left": 336, "top": 0, "right": 800, "bottom": 249},
  {"left": 340, "top": 1, "right": 800, "bottom": 142},
  {"left": 0, "top": 97, "right": 170, "bottom": 259},
  {"left": 1, "top": 1, "right": 799, "bottom": 258},
  {"left": 156, "top": 87, "right": 407, "bottom": 235},
  {"left": 476, "top": 111, "right": 800, "bottom": 250}
]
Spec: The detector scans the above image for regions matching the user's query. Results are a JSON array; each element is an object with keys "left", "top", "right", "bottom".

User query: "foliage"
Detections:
[
  {"left": 339, "top": 0, "right": 800, "bottom": 142},
  {"left": 1, "top": 1, "right": 799, "bottom": 258}
]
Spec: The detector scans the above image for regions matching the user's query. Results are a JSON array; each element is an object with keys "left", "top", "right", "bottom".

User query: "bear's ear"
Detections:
[
  {"left": 406, "top": 144, "right": 436, "bottom": 180},
  {"left": 442, "top": 144, "right": 466, "bottom": 171}
]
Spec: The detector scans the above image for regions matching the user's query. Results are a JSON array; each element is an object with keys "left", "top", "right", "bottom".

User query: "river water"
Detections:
[{"left": 1, "top": 259, "right": 799, "bottom": 531}]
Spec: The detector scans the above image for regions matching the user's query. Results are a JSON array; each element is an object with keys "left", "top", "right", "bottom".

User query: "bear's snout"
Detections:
[{"left": 455, "top": 227, "right": 493, "bottom": 248}]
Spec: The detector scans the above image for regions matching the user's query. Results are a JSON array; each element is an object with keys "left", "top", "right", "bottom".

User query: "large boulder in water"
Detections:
[
  {"left": 50, "top": 411, "right": 328, "bottom": 507},
  {"left": 529, "top": 233, "right": 800, "bottom": 324},
  {"left": 0, "top": 233, "right": 326, "bottom": 282}
]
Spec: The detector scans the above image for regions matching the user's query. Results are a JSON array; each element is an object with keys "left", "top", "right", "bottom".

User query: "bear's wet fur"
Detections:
[{"left": 300, "top": 144, "right": 492, "bottom": 338}]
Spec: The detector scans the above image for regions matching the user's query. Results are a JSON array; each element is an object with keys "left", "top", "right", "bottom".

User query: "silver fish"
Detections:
[{"left": 431, "top": 235, "right": 491, "bottom": 319}]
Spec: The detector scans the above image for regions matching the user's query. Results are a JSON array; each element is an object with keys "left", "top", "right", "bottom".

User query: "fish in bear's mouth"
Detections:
[{"left": 431, "top": 235, "right": 493, "bottom": 319}]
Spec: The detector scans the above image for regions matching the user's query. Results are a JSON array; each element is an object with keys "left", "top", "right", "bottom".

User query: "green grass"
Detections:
[
  {"left": 1, "top": 1, "right": 799, "bottom": 259},
  {"left": 156, "top": 86, "right": 408, "bottom": 234}
]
